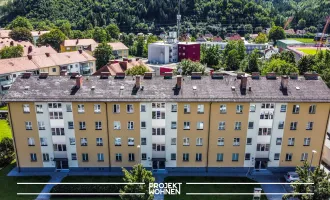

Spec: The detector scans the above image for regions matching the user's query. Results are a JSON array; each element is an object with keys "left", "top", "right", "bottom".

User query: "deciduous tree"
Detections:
[
  {"left": 0, "top": 45, "right": 24, "bottom": 59},
  {"left": 7, "top": 16, "right": 33, "bottom": 30},
  {"left": 9, "top": 27, "right": 33, "bottom": 42},
  {"left": 93, "top": 27, "right": 107, "bottom": 43},
  {"left": 37, "top": 29, "right": 66, "bottom": 51},
  {"left": 93, "top": 43, "right": 113, "bottom": 70},
  {"left": 268, "top": 26, "right": 286, "bottom": 45},
  {"left": 126, "top": 65, "right": 150, "bottom": 76},
  {"left": 255, "top": 33, "right": 268, "bottom": 44},
  {"left": 106, "top": 24, "right": 120, "bottom": 40},
  {"left": 175, "top": 59, "right": 206, "bottom": 75},
  {"left": 261, "top": 58, "right": 299, "bottom": 75}
]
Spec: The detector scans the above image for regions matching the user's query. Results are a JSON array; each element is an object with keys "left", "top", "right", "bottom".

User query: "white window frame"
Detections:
[
  {"left": 184, "top": 104, "right": 190, "bottom": 113},
  {"left": 126, "top": 104, "right": 134, "bottom": 113},
  {"left": 69, "top": 138, "right": 76, "bottom": 145},
  {"left": 220, "top": 104, "right": 227, "bottom": 113},
  {"left": 246, "top": 138, "right": 252, "bottom": 145},
  {"left": 30, "top": 153, "right": 37, "bottom": 161},
  {"left": 184, "top": 121, "right": 190, "bottom": 130},
  {"left": 141, "top": 138, "right": 147, "bottom": 145},
  {"left": 250, "top": 105, "right": 256, "bottom": 112},
  {"left": 94, "top": 104, "right": 101, "bottom": 113},
  {"left": 301, "top": 153, "right": 308, "bottom": 161},
  {"left": 96, "top": 138, "right": 103, "bottom": 146},
  {"left": 183, "top": 153, "right": 189, "bottom": 161},
  {"left": 171, "top": 138, "right": 176, "bottom": 145},
  {"left": 115, "top": 153, "right": 122, "bottom": 161},
  {"left": 217, "top": 137, "right": 224, "bottom": 146},
  {"left": 66, "top": 104, "right": 72, "bottom": 112},
  {"left": 197, "top": 122, "right": 204, "bottom": 130},
  {"left": 171, "top": 104, "right": 177, "bottom": 112},
  {"left": 234, "top": 122, "right": 241, "bottom": 130},
  {"left": 36, "top": 104, "right": 43, "bottom": 113},
  {"left": 280, "top": 105, "right": 287, "bottom": 112},
  {"left": 80, "top": 138, "right": 88, "bottom": 146},
  {"left": 115, "top": 138, "right": 121, "bottom": 146},
  {"left": 274, "top": 153, "right": 280, "bottom": 160},
  {"left": 236, "top": 105, "right": 243, "bottom": 113},
  {"left": 71, "top": 153, "right": 77, "bottom": 160},
  {"left": 140, "top": 104, "right": 146, "bottom": 112},
  {"left": 290, "top": 122, "right": 297, "bottom": 130},
  {"left": 25, "top": 121, "right": 32, "bottom": 130},
  {"left": 306, "top": 122, "right": 313, "bottom": 130},
  {"left": 23, "top": 104, "right": 30, "bottom": 113},
  {"left": 196, "top": 137, "right": 203, "bottom": 146},
  {"left": 183, "top": 137, "right": 190, "bottom": 146},
  {"left": 79, "top": 121, "right": 86, "bottom": 130},
  {"left": 28, "top": 137, "right": 35, "bottom": 146},
  {"left": 197, "top": 104, "right": 204, "bottom": 113},
  {"left": 38, "top": 121, "right": 45, "bottom": 130},
  {"left": 113, "top": 104, "right": 120, "bottom": 113},
  {"left": 232, "top": 153, "right": 239, "bottom": 161},
  {"left": 127, "top": 121, "right": 134, "bottom": 130},
  {"left": 40, "top": 138, "right": 47, "bottom": 146},
  {"left": 196, "top": 153, "right": 202, "bottom": 161},
  {"left": 82, "top": 153, "right": 89, "bottom": 161},
  {"left": 288, "top": 138, "right": 295, "bottom": 146},
  {"left": 141, "top": 121, "right": 146, "bottom": 129},
  {"left": 78, "top": 104, "right": 85, "bottom": 113},
  {"left": 292, "top": 105, "right": 300, "bottom": 114},
  {"left": 218, "top": 121, "right": 225, "bottom": 130},
  {"left": 95, "top": 121, "right": 102, "bottom": 130},
  {"left": 286, "top": 153, "right": 293, "bottom": 161},
  {"left": 217, "top": 153, "right": 224, "bottom": 161},
  {"left": 97, "top": 153, "right": 104, "bottom": 161},
  {"left": 171, "top": 121, "right": 177, "bottom": 129},
  {"left": 233, "top": 138, "right": 240, "bottom": 146},
  {"left": 304, "top": 138, "right": 311, "bottom": 146},
  {"left": 114, "top": 121, "right": 121, "bottom": 130},
  {"left": 43, "top": 153, "right": 49, "bottom": 162},
  {"left": 248, "top": 121, "right": 254, "bottom": 129},
  {"left": 128, "top": 153, "right": 135, "bottom": 161},
  {"left": 278, "top": 121, "right": 284, "bottom": 129},
  {"left": 128, "top": 137, "right": 135, "bottom": 146},
  {"left": 309, "top": 105, "right": 316, "bottom": 114}
]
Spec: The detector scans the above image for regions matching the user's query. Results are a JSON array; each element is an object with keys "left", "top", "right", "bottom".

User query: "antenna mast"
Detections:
[{"left": 177, "top": 0, "right": 181, "bottom": 42}]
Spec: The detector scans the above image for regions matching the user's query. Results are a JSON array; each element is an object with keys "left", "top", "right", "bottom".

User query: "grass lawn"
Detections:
[
  {"left": 0, "top": 119, "right": 11, "bottom": 141},
  {"left": 51, "top": 176, "right": 124, "bottom": 200},
  {"left": 164, "top": 176, "right": 268, "bottom": 200},
  {"left": 287, "top": 38, "right": 315, "bottom": 43},
  {"left": 296, "top": 48, "right": 326, "bottom": 55},
  {"left": 0, "top": 163, "right": 51, "bottom": 200},
  {"left": 0, "top": 105, "right": 8, "bottom": 110}
]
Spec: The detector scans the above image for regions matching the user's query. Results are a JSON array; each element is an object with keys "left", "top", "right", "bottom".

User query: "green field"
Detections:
[
  {"left": 164, "top": 176, "right": 268, "bottom": 200},
  {"left": 296, "top": 48, "right": 326, "bottom": 55},
  {"left": 288, "top": 38, "right": 315, "bottom": 43},
  {"left": 0, "top": 163, "right": 51, "bottom": 200},
  {"left": 0, "top": 105, "right": 8, "bottom": 110},
  {"left": 0, "top": 119, "right": 11, "bottom": 141}
]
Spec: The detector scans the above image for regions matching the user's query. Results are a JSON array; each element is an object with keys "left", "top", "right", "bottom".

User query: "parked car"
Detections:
[{"left": 284, "top": 172, "right": 300, "bottom": 182}]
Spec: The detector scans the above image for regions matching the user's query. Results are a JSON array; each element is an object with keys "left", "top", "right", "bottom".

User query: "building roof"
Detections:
[
  {"left": 0, "top": 57, "right": 38, "bottom": 75},
  {"left": 277, "top": 40, "right": 303, "bottom": 45},
  {"left": 63, "top": 39, "right": 98, "bottom": 47},
  {"left": 4, "top": 75, "right": 330, "bottom": 102},
  {"left": 31, "top": 31, "right": 50, "bottom": 37},
  {"left": 0, "top": 39, "right": 57, "bottom": 56},
  {"left": 107, "top": 42, "right": 129, "bottom": 51},
  {"left": 285, "top": 29, "right": 295, "bottom": 35},
  {"left": 213, "top": 36, "right": 223, "bottom": 42}
]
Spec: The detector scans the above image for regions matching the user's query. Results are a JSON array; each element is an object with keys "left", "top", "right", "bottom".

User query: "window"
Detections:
[
  {"left": 301, "top": 153, "right": 308, "bottom": 161},
  {"left": 128, "top": 153, "right": 135, "bottom": 161},
  {"left": 171, "top": 121, "right": 177, "bottom": 129},
  {"left": 116, "top": 153, "right": 122, "bottom": 161},
  {"left": 306, "top": 122, "right": 313, "bottom": 130},
  {"left": 256, "top": 144, "right": 270, "bottom": 151},
  {"left": 250, "top": 105, "right": 256, "bottom": 112},
  {"left": 183, "top": 137, "right": 190, "bottom": 146},
  {"left": 258, "top": 128, "right": 272, "bottom": 136},
  {"left": 280, "top": 105, "right": 287, "bottom": 112},
  {"left": 36, "top": 105, "right": 43, "bottom": 113},
  {"left": 217, "top": 153, "right": 224, "bottom": 161},
  {"left": 40, "top": 138, "right": 47, "bottom": 146},
  {"left": 184, "top": 104, "right": 190, "bottom": 113},
  {"left": 115, "top": 138, "right": 121, "bottom": 146},
  {"left": 288, "top": 138, "right": 295, "bottom": 146},
  {"left": 171, "top": 104, "right": 177, "bottom": 112},
  {"left": 152, "top": 128, "right": 165, "bottom": 135},
  {"left": 232, "top": 153, "right": 239, "bottom": 161},
  {"left": 234, "top": 122, "right": 241, "bottom": 130},
  {"left": 126, "top": 104, "right": 134, "bottom": 113},
  {"left": 28, "top": 138, "right": 35, "bottom": 146},
  {"left": 42, "top": 153, "right": 49, "bottom": 162},
  {"left": 171, "top": 153, "right": 176, "bottom": 160},
  {"left": 94, "top": 104, "right": 101, "bottom": 113},
  {"left": 276, "top": 138, "right": 282, "bottom": 145},
  {"left": 114, "top": 121, "right": 121, "bottom": 130},
  {"left": 286, "top": 153, "right": 292, "bottom": 161},
  {"left": 183, "top": 153, "right": 189, "bottom": 161},
  {"left": 245, "top": 153, "right": 251, "bottom": 160},
  {"left": 196, "top": 138, "right": 203, "bottom": 146},
  {"left": 69, "top": 138, "right": 75, "bottom": 145},
  {"left": 48, "top": 103, "right": 62, "bottom": 108},
  {"left": 82, "top": 153, "right": 89, "bottom": 162},
  {"left": 292, "top": 105, "right": 300, "bottom": 114},
  {"left": 197, "top": 122, "right": 204, "bottom": 130},
  {"left": 233, "top": 138, "right": 240, "bottom": 146},
  {"left": 184, "top": 122, "right": 190, "bottom": 130},
  {"left": 171, "top": 138, "right": 176, "bottom": 145},
  {"left": 25, "top": 121, "right": 32, "bottom": 130},
  {"left": 127, "top": 121, "right": 134, "bottom": 130},
  {"left": 79, "top": 122, "right": 86, "bottom": 130},
  {"left": 236, "top": 105, "right": 243, "bottom": 113},
  {"left": 290, "top": 122, "right": 297, "bottom": 130},
  {"left": 53, "top": 144, "right": 67, "bottom": 151},
  {"left": 140, "top": 104, "right": 146, "bottom": 112},
  {"left": 95, "top": 121, "right": 102, "bottom": 130},
  {"left": 220, "top": 105, "right": 227, "bottom": 113},
  {"left": 218, "top": 121, "right": 225, "bottom": 130},
  {"left": 152, "top": 144, "right": 165, "bottom": 151},
  {"left": 128, "top": 138, "right": 135, "bottom": 146},
  {"left": 67, "top": 121, "right": 74, "bottom": 129},
  {"left": 97, "top": 153, "right": 104, "bottom": 161},
  {"left": 304, "top": 138, "right": 311, "bottom": 146},
  {"left": 152, "top": 111, "right": 165, "bottom": 119},
  {"left": 23, "top": 104, "right": 30, "bottom": 113},
  {"left": 66, "top": 104, "right": 72, "bottom": 112},
  {"left": 96, "top": 138, "right": 103, "bottom": 146},
  {"left": 38, "top": 121, "right": 45, "bottom": 130},
  {"left": 309, "top": 105, "right": 316, "bottom": 114},
  {"left": 246, "top": 138, "right": 252, "bottom": 145},
  {"left": 196, "top": 153, "right": 202, "bottom": 161},
  {"left": 141, "top": 121, "right": 146, "bottom": 129},
  {"left": 278, "top": 121, "right": 284, "bottom": 129},
  {"left": 81, "top": 138, "right": 88, "bottom": 146},
  {"left": 78, "top": 104, "right": 85, "bottom": 113},
  {"left": 49, "top": 112, "right": 63, "bottom": 119},
  {"left": 197, "top": 104, "right": 204, "bottom": 113},
  {"left": 248, "top": 121, "right": 254, "bottom": 129},
  {"left": 217, "top": 137, "right": 224, "bottom": 146},
  {"left": 260, "top": 112, "right": 273, "bottom": 119},
  {"left": 52, "top": 68, "right": 56, "bottom": 72},
  {"left": 274, "top": 153, "right": 280, "bottom": 160},
  {"left": 71, "top": 153, "right": 77, "bottom": 160},
  {"left": 113, "top": 104, "right": 120, "bottom": 113},
  {"left": 141, "top": 138, "right": 147, "bottom": 145},
  {"left": 30, "top": 153, "right": 37, "bottom": 162},
  {"left": 261, "top": 103, "right": 274, "bottom": 109},
  {"left": 141, "top": 153, "right": 147, "bottom": 160}
]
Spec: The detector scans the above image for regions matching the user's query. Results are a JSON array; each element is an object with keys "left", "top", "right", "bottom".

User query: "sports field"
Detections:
[
  {"left": 296, "top": 48, "right": 327, "bottom": 55},
  {"left": 287, "top": 38, "right": 315, "bottom": 43}
]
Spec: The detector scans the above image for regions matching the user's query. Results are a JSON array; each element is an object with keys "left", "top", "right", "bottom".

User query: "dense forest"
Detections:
[{"left": 0, "top": 0, "right": 330, "bottom": 36}]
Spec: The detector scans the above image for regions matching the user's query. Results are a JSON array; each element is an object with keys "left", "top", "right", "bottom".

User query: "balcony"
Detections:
[
  {"left": 52, "top": 135, "right": 66, "bottom": 143},
  {"left": 256, "top": 151, "right": 269, "bottom": 158},
  {"left": 54, "top": 151, "right": 67, "bottom": 158}
]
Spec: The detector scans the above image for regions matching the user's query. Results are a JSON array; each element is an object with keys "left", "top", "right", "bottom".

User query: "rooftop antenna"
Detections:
[
  {"left": 178, "top": 67, "right": 183, "bottom": 75},
  {"left": 177, "top": 0, "right": 181, "bottom": 42}
]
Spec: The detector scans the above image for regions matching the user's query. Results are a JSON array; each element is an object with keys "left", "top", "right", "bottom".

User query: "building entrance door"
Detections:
[
  {"left": 255, "top": 160, "right": 268, "bottom": 170},
  {"left": 56, "top": 161, "right": 69, "bottom": 170},
  {"left": 152, "top": 160, "right": 166, "bottom": 170}
]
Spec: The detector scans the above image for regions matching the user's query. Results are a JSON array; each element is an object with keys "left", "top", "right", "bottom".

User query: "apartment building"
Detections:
[
  {"left": 178, "top": 42, "right": 200, "bottom": 62},
  {"left": 107, "top": 42, "right": 129, "bottom": 58},
  {"left": 4, "top": 72, "right": 330, "bottom": 173}
]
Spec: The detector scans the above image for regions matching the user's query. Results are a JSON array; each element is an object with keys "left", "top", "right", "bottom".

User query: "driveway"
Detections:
[{"left": 253, "top": 174, "right": 288, "bottom": 200}]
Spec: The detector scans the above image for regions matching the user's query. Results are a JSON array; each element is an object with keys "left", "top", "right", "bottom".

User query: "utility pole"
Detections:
[{"left": 177, "top": 0, "right": 181, "bottom": 42}]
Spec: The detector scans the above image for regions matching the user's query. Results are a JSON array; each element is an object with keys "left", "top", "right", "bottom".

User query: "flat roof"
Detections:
[{"left": 278, "top": 40, "right": 303, "bottom": 44}]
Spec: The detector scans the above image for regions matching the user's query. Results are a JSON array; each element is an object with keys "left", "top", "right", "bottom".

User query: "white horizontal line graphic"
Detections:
[
  {"left": 186, "top": 182, "right": 314, "bottom": 185},
  {"left": 186, "top": 193, "right": 314, "bottom": 195},
  {"left": 17, "top": 193, "right": 145, "bottom": 195},
  {"left": 17, "top": 182, "right": 145, "bottom": 185}
]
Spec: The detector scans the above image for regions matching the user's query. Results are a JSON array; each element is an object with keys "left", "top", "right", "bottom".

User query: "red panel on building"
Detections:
[
  {"left": 160, "top": 67, "right": 174, "bottom": 76},
  {"left": 178, "top": 43, "right": 201, "bottom": 62}
]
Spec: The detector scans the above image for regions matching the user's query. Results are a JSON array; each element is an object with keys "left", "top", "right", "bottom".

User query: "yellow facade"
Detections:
[{"left": 60, "top": 45, "right": 77, "bottom": 53}]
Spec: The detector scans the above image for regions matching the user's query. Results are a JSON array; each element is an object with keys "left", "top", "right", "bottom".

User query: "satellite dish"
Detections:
[{"left": 178, "top": 68, "right": 183, "bottom": 75}]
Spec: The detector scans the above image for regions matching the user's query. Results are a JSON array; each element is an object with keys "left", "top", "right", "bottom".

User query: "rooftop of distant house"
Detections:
[
  {"left": 63, "top": 39, "right": 98, "bottom": 47},
  {"left": 107, "top": 42, "right": 129, "bottom": 51},
  {"left": 0, "top": 29, "right": 50, "bottom": 39},
  {"left": 31, "top": 31, "right": 50, "bottom": 37},
  {"left": 4, "top": 72, "right": 330, "bottom": 103},
  {"left": 277, "top": 39, "right": 303, "bottom": 45}
]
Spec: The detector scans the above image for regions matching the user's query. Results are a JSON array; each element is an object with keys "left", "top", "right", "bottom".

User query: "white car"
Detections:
[{"left": 284, "top": 172, "right": 300, "bottom": 182}]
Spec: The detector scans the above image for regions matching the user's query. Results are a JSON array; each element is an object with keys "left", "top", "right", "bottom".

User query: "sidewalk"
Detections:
[{"left": 35, "top": 173, "right": 67, "bottom": 200}]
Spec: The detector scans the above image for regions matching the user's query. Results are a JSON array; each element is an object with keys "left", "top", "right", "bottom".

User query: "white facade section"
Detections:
[
  {"left": 140, "top": 103, "right": 153, "bottom": 168},
  {"left": 148, "top": 43, "right": 178, "bottom": 64},
  {"left": 165, "top": 103, "right": 177, "bottom": 167}
]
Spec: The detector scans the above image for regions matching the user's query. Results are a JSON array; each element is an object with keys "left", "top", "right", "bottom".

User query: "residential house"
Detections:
[
  {"left": 60, "top": 39, "right": 98, "bottom": 53},
  {"left": 212, "top": 36, "right": 223, "bottom": 42},
  {"left": 107, "top": 42, "right": 129, "bottom": 58},
  {"left": 284, "top": 29, "right": 295, "bottom": 35},
  {"left": 31, "top": 31, "right": 50, "bottom": 45}
]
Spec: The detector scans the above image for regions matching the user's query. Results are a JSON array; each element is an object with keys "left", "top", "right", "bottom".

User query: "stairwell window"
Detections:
[
  {"left": 234, "top": 122, "right": 241, "bottom": 130},
  {"left": 217, "top": 137, "right": 224, "bottom": 146},
  {"left": 306, "top": 122, "right": 313, "bottom": 130},
  {"left": 23, "top": 104, "right": 30, "bottom": 113},
  {"left": 197, "top": 122, "right": 204, "bottom": 130},
  {"left": 94, "top": 104, "right": 101, "bottom": 113},
  {"left": 248, "top": 121, "right": 254, "bottom": 129},
  {"left": 36, "top": 105, "right": 43, "bottom": 113},
  {"left": 127, "top": 104, "right": 134, "bottom": 113},
  {"left": 171, "top": 138, "right": 176, "bottom": 145},
  {"left": 66, "top": 104, "right": 72, "bottom": 112},
  {"left": 292, "top": 105, "right": 300, "bottom": 114},
  {"left": 69, "top": 138, "right": 75, "bottom": 145},
  {"left": 236, "top": 105, "right": 243, "bottom": 114},
  {"left": 246, "top": 138, "right": 252, "bottom": 145},
  {"left": 40, "top": 138, "right": 47, "bottom": 146},
  {"left": 301, "top": 153, "right": 308, "bottom": 161},
  {"left": 280, "top": 105, "right": 287, "bottom": 112},
  {"left": 27, "top": 138, "right": 35, "bottom": 146},
  {"left": 218, "top": 121, "right": 225, "bottom": 130},
  {"left": 171, "top": 122, "right": 177, "bottom": 129},
  {"left": 276, "top": 138, "right": 282, "bottom": 145},
  {"left": 113, "top": 104, "right": 120, "bottom": 113},
  {"left": 278, "top": 121, "right": 284, "bottom": 129},
  {"left": 140, "top": 104, "right": 146, "bottom": 112},
  {"left": 141, "top": 121, "right": 146, "bottom": 129},
  {"left": 184, "top": 104, "right": 190, "bottom": 114},
  {"left": 127, "top": 121, "right": 134, "bottom": 130},
  {"left": 250, "top": 105, "right": 256, "bottom": 112},
  {"left": 304, "top": 138, "right": 311, "bottom": 146},
  {"left": 78, "top": 104, "right": 85, "bottom": 113},
  {"left": 171, "top": 104, "right": 177, "bottom": 112},
  {"left": 141, "top": 138, "right": 147, "bottom": 145},
  {"left": 38, "top": 121, "right": 45, "bottom": 130},
  {"left": 288, "top": 138, "right": 295, "bottom": 146},
  {"left": 274, "top": 153, "right": 280, "bottom": 160},
  {"left": 183, "top": 137, "right": 190, "bottom": 146},
  {"left": 171, "top": 153, "right": 176, "bottom": 160},
  {"left": 184, "top": 122, "right": 190, "bottom": 130},
  {"left": 220, "top": 104, "right": 227, "bottom": 114},
  {"left": 309, "top": 105, "right": 316, "bottom": 114},
  {"left": 71, "top": 153, "right": 77, "bottom": 160},
  {"left": 245, "top": 153, "right": 251, "bottom": 160},
  {"left": 142, "top": 153, "right": 147, "bottom": 160},
  {"left": 43, "top": 153, "right": 50, "bottom": 162},
  {"left": 290, "top": 122, "right": 297, "bottom": 130}
]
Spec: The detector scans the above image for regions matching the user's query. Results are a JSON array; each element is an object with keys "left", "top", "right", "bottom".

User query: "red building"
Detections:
[{"left": 178, "top": 43, "right": 200, "bottom": 62}]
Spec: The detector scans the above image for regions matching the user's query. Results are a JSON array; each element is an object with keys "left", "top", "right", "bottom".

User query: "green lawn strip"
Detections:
[
  {"left": 0, "top": 105, "right": 8, "bottom": 110},
  {"left": 287, "top": 38, "right": 315, "bottom": 43},
  {"left": 296, "top": 48, "right": 326, "bottom": 55},
  {"left": 0, "top": 163, "right": 51, "bottom": 200},
  {"left": 51, "top": 176, "right": 124, "bottom": 200},
  {"left": 164, "top": 176, "right": 268, "bottom": 200},
  {"left": 0, "top": 119, "right": 12, "bottom": 141}
]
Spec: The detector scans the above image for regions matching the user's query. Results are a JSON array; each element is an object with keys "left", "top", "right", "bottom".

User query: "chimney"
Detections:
[
  {"left": 123, "top": 58, "right": 128, "bottom": 62},
  {"left": 39, "top": 72, "right": 49, "bottom": 79},
  {"left": 100, "top": 72, "right": 110, "bottom": 79},
  {"left": 27, "top": 55, "right": 32, "bottom": 60},
  {"left": 281, "top": 75, "right": 289, "bottom": 90},
  {"left": 176, "top": 75, "right": 182, "bottom": 88},
  {"left": 76, "top": 75, "right": 83, "bottom": 88},
  {"left": 45, "top": 52, "right": 50, "bottom": 57},
  {"left": 28, "top": 46, "right": 33, "bottom": 53},
  {"left": 210, "top": 69, "right": 214, "bottom": 76},
  {"left": 10, "top": 41, "right": 14, "bottom": 46},
  {"left": 38, "top": 31, "right": 41, "bottom": 35},
  {"left": 304, "top": 72, "right": 318, "bottom": 80},
  {"left": 119, "top": 61, "right": 128, "bottom": 70},
  {"left": 240, "top": 75, "right": 247, "bottom": 89},
  {"left": 135, "top": 75, "right": 141, "bottom": 88},
  {"left": 22, "top": 72, "right": 32, "bottom": 79},
  {"left": 78, "top": 49, "right": 82, "bottom": 54},
  {"left": 76, "top": 39, "right": 79, "bottom": 45},
  {"left": 251, "top": 72, "right": 260, "bottom": 80},
  {"left": 136, "top": 58, "right": 140, "bottom": 61},
  {"left": 60, "top": 70, "right": 67, "bottom": 76}
]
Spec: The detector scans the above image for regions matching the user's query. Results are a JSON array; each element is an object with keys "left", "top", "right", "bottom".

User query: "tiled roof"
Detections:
[
  {"left": 0, "top": 39, "right": 56, "bottom": 56},
  {"left": 0, "top": 57, "right": 38, "bottom": 75},
  {"left": 213, "top": 36, "right": 223, "bottom": 42},
  {"left": 63, "top": 39, "right": 98, "bottom": 47},
  {"left": 107, "top": 42, "right": 129, "bottom": 51},
  {"left": 5, "top": 75, "right": 330, "bottom": 102}
]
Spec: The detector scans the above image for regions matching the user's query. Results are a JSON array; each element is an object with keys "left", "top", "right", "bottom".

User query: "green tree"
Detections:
[
  {"left": 297, "top": 19, "right": 307, "bottom": 30},
  {"left": 135, "top": 36, "right": 145, "bottom": 57},
  {"left": 0, "top": 45, "right": 24, "bottom": 59},
  {"left": 7, "top": 16, "right": 33, "bottom": 30},
  {"left": 244, "top": 49, "right": 260, "bottom": 73},
  {"left": 72, "top": 30, "right": 85, "bottom": 39},
  {"left": 175, "top": 59, "right": 206, "bottom": 75},
  {"left": 201, "top": 44, "right": 221, "bottom": 66},
  {"left": 93, "top": 43, "right": 113, "bottom": 70},
  {"left": 254, "top": 26, "right": 263, "bottom": 33},
  {"left": 223, "top": 41, "right": 246, "bottom": 70},
  {"left": 37, "top": 29, "right": 66, "bottom": 51},
  {"left": 0, "top": 137, "right": 15, "bottom": 166},
  {"left": 106, "top": 24, "right": 120, "bottom": 40},
  {"left": 126, "top": 65, "right": 150, "bottom": 76},
  {"left": 268, "top": 26, "right": 286, "bottom": 45},
  {"left": 321, "top": 68, "right": 330, "bottom": 88},
  {"left": 9, "top": 27, "right": 33, "bottom": 42},
  {"left": 255, "top": 33, "right": 268, "bottom": 44},
  {"left": 298, "top": 55, "right": 316, "bottom": 75},
  {"left": 120, "top": 164, "right": 155, "bottom": 200},
  {"left": 93, "top": 27, "right": 108, "bottom": 43},
  {"left": 59, "top": 20, "right": 72, "bottom": 38},
  {"left": 305, "top": 26, "right": 317, "bottom": 33},
  {"left": 225, "top": 49, "right": 240, "bottom": 71},
  {"left": 262, "top": 58, "right": 299, "bottom": 75}
]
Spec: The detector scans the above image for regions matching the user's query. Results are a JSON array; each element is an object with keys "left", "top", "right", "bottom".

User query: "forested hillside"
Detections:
[{"left": 0, "top": 0, "right": 329, "bottom": 35}]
